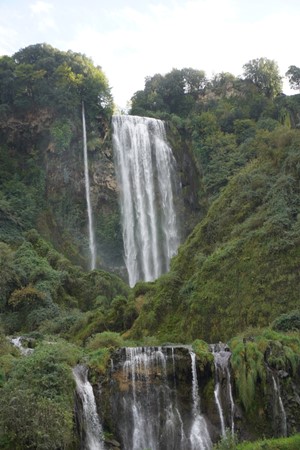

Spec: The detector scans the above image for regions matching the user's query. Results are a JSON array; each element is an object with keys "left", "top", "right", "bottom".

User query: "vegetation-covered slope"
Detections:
[
  {"left": 129, "top": 126, "right": 300, "bottom": 342},
  {"left": 128, "top": 60, "right": 300, "bottom": 343}
]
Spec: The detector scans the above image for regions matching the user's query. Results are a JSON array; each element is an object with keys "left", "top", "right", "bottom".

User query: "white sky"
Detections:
[{"left": 0, "top": 0, "right": 300, "bottom": 108}]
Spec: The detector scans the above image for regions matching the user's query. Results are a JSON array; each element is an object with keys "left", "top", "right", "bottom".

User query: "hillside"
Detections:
[{"left": 129, "top": 125, "right": 300, "bottom": 342}]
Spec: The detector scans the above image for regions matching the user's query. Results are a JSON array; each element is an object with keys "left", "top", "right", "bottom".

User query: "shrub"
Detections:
[
  {"left": 86, "top": 331, "right": 124, "bottom": 350},
  {"left": 272, "top": 310, "right": 300, "bottom": 332}
]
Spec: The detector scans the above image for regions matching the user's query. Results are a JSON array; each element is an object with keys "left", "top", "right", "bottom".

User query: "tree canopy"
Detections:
[
  {"left": 286, "top": 65, "right": 300, "bottom": 91},
  {"left": 0, "top": 43, "right": 113, "bottom": 121},
  {"left": 242, "top": 57, "right": 282, "bottom": 98}
]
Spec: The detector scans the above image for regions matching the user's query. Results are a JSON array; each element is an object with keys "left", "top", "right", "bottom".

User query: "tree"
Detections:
[
  {"left": 242, "top": 57, "right": 282, "bottom": 98},
  {"left": 130, "top": 68, "right": 207, "bottom": 117},
  {"left": 285, "top": 65, "right": 300, "bottom": 91}
]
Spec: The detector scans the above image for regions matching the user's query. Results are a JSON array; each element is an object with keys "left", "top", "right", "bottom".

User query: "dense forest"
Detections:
[{"left": 0, "top": 45, "right": 299, "bottom": 449}]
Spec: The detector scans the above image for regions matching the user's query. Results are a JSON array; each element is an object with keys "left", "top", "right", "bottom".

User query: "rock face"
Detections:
[
  {"left": 44, "top": 124, "right": 123, "bottom": 269},
  {"left": 165, "top": 122, "right": 203, "bottom": 237},
  {"left": 0, "top": 109, "right": 124, "bottom": 270}
]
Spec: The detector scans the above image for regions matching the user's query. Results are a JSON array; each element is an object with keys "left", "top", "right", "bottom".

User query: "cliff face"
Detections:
[
  {"left": 165, "top": 122, "right": 203, "bottom": 237},
  {"left": 0, "top": 109, "right": 124, "bottom": 271},
  {"left": 44, "top": 117, "right": 122, "bottom": 269}
]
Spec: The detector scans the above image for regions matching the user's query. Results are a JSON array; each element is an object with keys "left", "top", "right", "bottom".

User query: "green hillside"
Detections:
[{"left": 129, "top": 125, "right": 300, "bottom": 342}]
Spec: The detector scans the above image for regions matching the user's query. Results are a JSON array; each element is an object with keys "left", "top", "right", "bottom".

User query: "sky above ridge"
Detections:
[{"left": 0, "top": 0, "right": 300, "bottom": 108}]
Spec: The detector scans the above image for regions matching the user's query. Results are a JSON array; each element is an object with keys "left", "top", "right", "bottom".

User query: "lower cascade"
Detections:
[
  {"left": 73, "top": 345, "right": 299, "bottom": 449},
  {"left": 112, "top": 115, "right": 181, "bottom": 287},
  {"left": 73, "top": 365, "right": 105, "bottom": 450}
]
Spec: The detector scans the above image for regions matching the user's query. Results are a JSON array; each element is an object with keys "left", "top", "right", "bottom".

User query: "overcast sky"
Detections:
[{"left": 1, "top": 0, "right": 300, "bottom": 108}]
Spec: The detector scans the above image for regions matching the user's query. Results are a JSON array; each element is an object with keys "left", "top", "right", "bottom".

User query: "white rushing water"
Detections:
[
  {"left": 82, "top": 102, "right": 96, "bottom": 270},
  {"left": 10, "top": 336, "right": 34, "bottom": 356},
  {"left": 214, "top": 382, "right": 226, "bottom": 437},
  {"left": 73, "top": 365, "right": 105, "bottom": 450},
  {"left": 226, "top": 366, "right": 235, "bottom": 435},
  {"left": 118, "top": 346, "right": 214, "bottom": 450},
  {"left": 112, "top": 115, "right": 180, "bottom": 287},
  {"left": 122, "top": 347, "right": 183, "bottom": 450},
  {"left": 272, "top": 375, "right": 287, "bottom": 437},
  {"left": 189, "top": 351, "right": 212, "bottom": 450}
]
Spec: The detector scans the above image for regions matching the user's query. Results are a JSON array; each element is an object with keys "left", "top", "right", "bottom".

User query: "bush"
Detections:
[
  {"left": 213, "top": 430, "right": 238, "bottom": 449},
  {"left": 272, "top": 310, "right": 300, "bottom": 332},
  {"left": 0, "top": 340, "right": 80, "bottom": 449},
  {"left": 86, "top": 331, "right": 124, "bottom": 350}
]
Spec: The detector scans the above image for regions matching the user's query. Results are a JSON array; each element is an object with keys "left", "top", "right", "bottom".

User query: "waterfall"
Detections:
[
  {"left": 110, "top": 346, "right": 212, "bottom": 450},
  {"left": 82, "top": 102, "right": 96, "bottom": 270},
  {"left": 121, "top": 347, "right": 185, "bottom": 450},
  {"left": 73, "top": 365, "right": 105, "bottom": 450},
  {"left": 214, "top": 382, "right": 226, "bottom": 437},
  {"left": 112, "top": 115, "right": 180, "bottom": 287},
  {"left": 211, "top": 343, "right": 235, "bottom": 436},
  {"left": 189, "top": 351, "right": 212, "bottom": 450},
  {"left": 271, "top": 374, "right": 287, "bottom": 437}
]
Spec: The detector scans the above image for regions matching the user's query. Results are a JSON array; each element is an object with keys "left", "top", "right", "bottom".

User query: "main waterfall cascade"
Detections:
[
  {"left": 82, "top": 102, "right": 96, "bottom": 270},
  {"left": 112, "top": 115, "right": 181, "bottom": 287}
]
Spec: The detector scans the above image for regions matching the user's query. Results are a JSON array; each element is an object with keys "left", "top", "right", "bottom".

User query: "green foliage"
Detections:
[
  {"left": 242, "top": 57, "right": 282, "bottom": 98},
  {"left": 213, "top": 430, "right": 239, "bottom": 449},
  {"left": 236, "top": 434, "right": 300, "bottom": 449},
  {"left": 230, "top": 337, "right": 266, "bottom": 412},
  {"left": 0, "top": 43, "right": 113, "bottom": 119},
  {"left": 86, "top": 331, "right": 124, "bottom": 350},
  {"left": 192, "top": 339, "right": 214, "bottom": 370},
  {"left": 229, "top": 328, "right": 300, "bottom": 412},
  {"left": 86, "top": 347, "right": 111, "bottom": 375},
  {"left": 272, "top": 310, "right": 300, "bottom": 332},
  {"left": 0, "top": 340, "right": 80, "bottom": 449},
  {"left": 129, "top": 125, "right": 300, "bottom": 343},
  {"left": 8, "top": 284, "right": 46, "bottom": 310},
  {"left": 50, "top": 119, "right": 73, "bottom": 151},
  {"left": 286, "top": 65, "right": 300, "bottom": 91},
  {"left": 131, "top": 67, "right": 207, "bottom": 116}
]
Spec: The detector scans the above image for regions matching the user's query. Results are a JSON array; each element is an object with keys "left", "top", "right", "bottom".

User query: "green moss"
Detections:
[
  {"left": 192, "top": 339, "right": 214, "bottom": 370},
  {"left": 236, "top": 434, "right": 300, "bottom": 449},
  {"left": 86, "top": 347, "right": 111, "bottom": 375}
]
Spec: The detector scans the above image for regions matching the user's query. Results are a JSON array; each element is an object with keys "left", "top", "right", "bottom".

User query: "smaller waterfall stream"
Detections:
[
  {"left": 211, "top": 344, "right": 235, "bottom": 436},
  {"left": 73, "top": 365, "right": 104, "bottom": 450},
  {"left": 271, "top": 374, "right": 287, "bottom": 437},
  {"left": 189, "top": 351, "right": 212, "bottom": 450},
  {"left": 213, "top": 382, "right": 226, "bottom": 437},
  {"left": 82, "top": 102, "right": 96, "bottom": 270}
]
